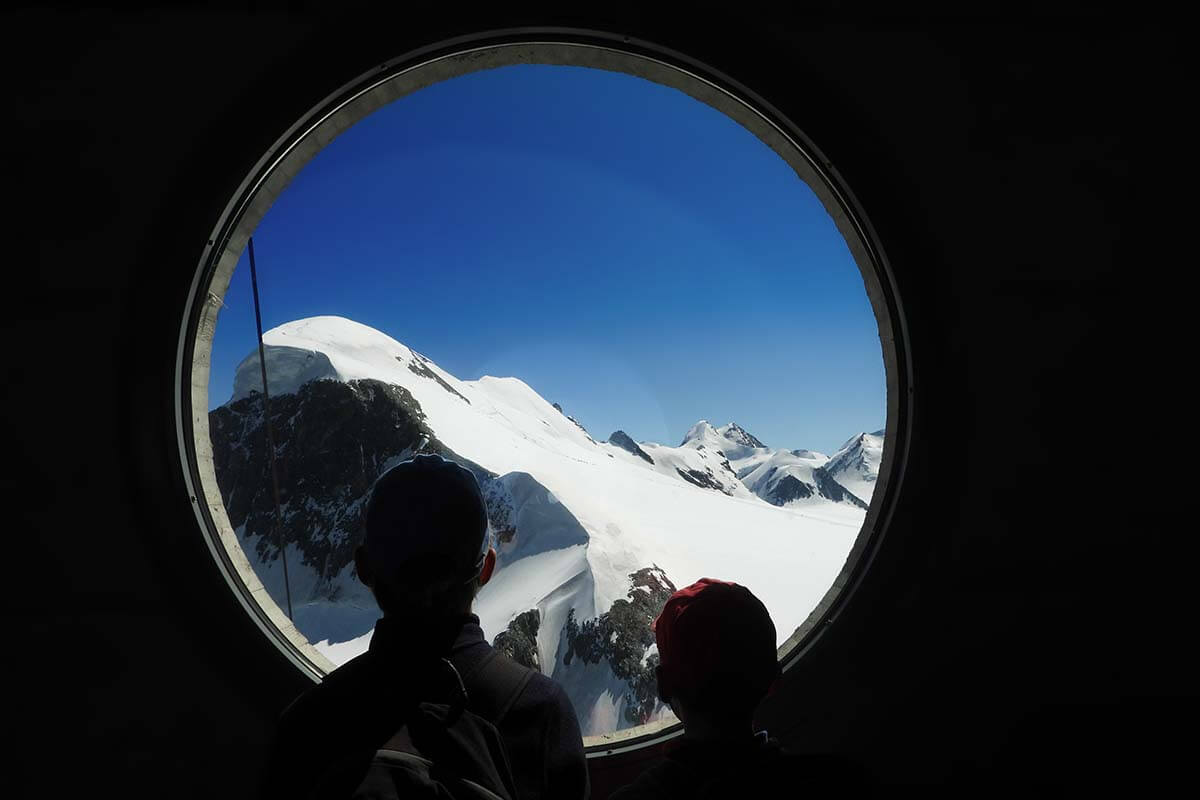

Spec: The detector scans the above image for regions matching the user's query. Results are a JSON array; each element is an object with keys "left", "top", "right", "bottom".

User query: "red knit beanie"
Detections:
[{"left": 652, "top": 578, "right": 780, "bottom": 710}]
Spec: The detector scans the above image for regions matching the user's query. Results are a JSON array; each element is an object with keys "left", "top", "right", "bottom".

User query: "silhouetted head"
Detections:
[
  {"left": 653, "top": 578, "right": 781, "bottom": 738},
  {"left": 354, "top": 454, "right": 496, "bottom": 620}
]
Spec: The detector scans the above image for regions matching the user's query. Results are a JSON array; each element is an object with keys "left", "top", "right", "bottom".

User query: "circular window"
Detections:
[{"left": 177, "top": 33, "right": 907, "bottom": 753}]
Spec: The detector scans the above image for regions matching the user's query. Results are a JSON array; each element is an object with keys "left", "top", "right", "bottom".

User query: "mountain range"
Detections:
[{"left": 208, "top": 316, "right": 883, "bottom": 736}]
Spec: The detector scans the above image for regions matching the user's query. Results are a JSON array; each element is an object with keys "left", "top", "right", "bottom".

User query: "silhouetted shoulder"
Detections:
[
  {"left": 497, "top": 666, "right": 589, "bottom": 800},
  {"left": 507, "top": 664, "right": 568, "bottom": 711}
]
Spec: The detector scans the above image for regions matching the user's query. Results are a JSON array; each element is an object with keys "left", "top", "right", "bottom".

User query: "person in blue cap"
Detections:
[{"left": 262, "top": 454, "right": 589, "bottom": 800}]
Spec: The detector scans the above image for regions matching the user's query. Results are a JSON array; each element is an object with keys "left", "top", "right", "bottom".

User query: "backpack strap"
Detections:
[{"left": 460, "top": 649, "right": 536, "bottom": 726}]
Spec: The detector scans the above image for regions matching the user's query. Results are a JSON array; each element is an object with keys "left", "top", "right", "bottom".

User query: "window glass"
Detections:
[{"left": 204, "top": 63, "right": 886, "bottom": 740}]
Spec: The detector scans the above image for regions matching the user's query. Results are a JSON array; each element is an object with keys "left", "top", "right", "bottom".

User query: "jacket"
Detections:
[{"left": 262, "top": 613, "right": 589, "bottom": 800}]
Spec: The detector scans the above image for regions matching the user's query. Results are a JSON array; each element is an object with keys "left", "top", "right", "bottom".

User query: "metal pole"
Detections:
[{"left": 248, "top": 237, "right": 294, "bottom": 620}]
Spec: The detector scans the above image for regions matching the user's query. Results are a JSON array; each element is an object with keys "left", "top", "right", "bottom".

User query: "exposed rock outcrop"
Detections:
[
  {"left": 608, "top": 430, "right": 654, "bottom": 464},
  {"left": 209, "top": 378, "right": 441, "bottom": 592},
  {"left": 563, "top": 565, "right": 677, "bottom": 725},
  {"left": 493, "top": 608, "right": 541, "bottom": 671}
]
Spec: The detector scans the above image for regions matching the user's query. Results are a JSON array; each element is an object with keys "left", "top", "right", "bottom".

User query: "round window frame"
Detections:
[{"left": 175, "top": 28, "right": 911, "bottom": 756}]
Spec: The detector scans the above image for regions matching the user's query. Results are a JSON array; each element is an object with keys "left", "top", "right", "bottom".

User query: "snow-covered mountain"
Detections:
[
  {"left": 209, "top": 316, "right": 881, "bottom": 737},
  {"left": 823, "top": 430, "right": 885, "bottom": 503},
  {"left": 711, "top": 421, "right": 767, "bottom": 450},
  {"left": 602, "top": 422, "right": 752, "bottom": 499},
  {"left": 624, "top": 419, "right": 871, "bottom": 510}
]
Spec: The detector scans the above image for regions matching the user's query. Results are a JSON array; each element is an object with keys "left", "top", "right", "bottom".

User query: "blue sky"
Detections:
[{"left": 209, "top": 64, "right": 884, "bottom": 455}]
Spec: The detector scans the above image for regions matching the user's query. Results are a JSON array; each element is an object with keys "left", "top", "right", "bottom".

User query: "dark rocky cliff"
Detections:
[
  {"left": 608, "top": 430, "right": 654, "bottom": 464},
  {"left": 209, "top": 378, "right": 444, "bottom": 594},
  {"left": 563, "top": 565, "right": 677, "bottom": 725}
]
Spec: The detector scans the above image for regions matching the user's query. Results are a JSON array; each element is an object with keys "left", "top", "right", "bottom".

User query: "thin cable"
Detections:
[{"left": 248, "top": 237, "right": 294, "bottom": 620}]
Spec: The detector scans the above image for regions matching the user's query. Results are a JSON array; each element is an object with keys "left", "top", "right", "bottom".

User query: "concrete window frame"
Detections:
[{"left": 174, "top": 28, "right": 911, "bottom": 756}]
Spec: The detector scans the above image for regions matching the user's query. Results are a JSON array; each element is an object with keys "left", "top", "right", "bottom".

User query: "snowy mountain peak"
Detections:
[
  {"left": 230, "top": 315, "right": 421, "bottom": 403},
  {"left": 680, "top": 420, "right": 718, "bottom": 447},
  {"left": 716, "top": 422, "right": 767, "bottom": 449},
  {"left": 824, "top": 430, "right": 885, "bottom": 503},
  {"left": 834, "top": 430, "right": 884, "bottom": 456},
  {"left": 680, "top": 420, "right": 768, "bottom": 452}
]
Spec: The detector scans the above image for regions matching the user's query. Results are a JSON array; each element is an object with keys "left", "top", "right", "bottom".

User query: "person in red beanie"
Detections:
[
  {"left": 654, "top": 578, "right": 781, "bottom": 736},
  {"left": 611, "top": 578, "right": 865, "bottom": 798}
]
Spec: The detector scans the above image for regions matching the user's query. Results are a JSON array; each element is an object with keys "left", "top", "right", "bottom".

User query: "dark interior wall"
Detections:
[{"left": 8, "top": 7, "right": 1191, "bottom": 797}]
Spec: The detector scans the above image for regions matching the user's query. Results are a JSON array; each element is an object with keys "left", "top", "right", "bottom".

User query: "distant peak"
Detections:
[
  {"left": 680, "top": 420, "right": 717, "bottom": 446},
  {"left": 836, "top": 432, "right": 866, "bottom": 454},
  {"left": 834, "top": 429, "right": 885, "bottom": 455},
  {"left": 717, "top": 422, "right": 767, "bottom": 449},
  {"left": 608, "top": 430, "right": 654, "bottom": 464}
]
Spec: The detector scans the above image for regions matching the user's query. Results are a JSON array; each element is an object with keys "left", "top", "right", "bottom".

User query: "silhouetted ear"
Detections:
[
  {"left": 655, "top": 664, "right": 671, "bottom": 706},
  {"left": 478, "top": 547, "right": 497, "bottom": 587},
  {"left": 354, "top": 545, "right": 374, "bottom": 588}
]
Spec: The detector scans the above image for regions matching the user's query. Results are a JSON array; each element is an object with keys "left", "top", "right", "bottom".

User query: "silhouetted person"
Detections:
[
  {"left": 611, "top": 578, "right": 866, "bottom": 798},
  {"left": 262, "top": 454, "right": 588, "bottom": 800}
]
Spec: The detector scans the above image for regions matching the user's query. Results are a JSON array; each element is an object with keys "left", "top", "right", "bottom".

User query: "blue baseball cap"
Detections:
[{"left": 363, "top": 454, "right": 490, "bottom": 583}]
